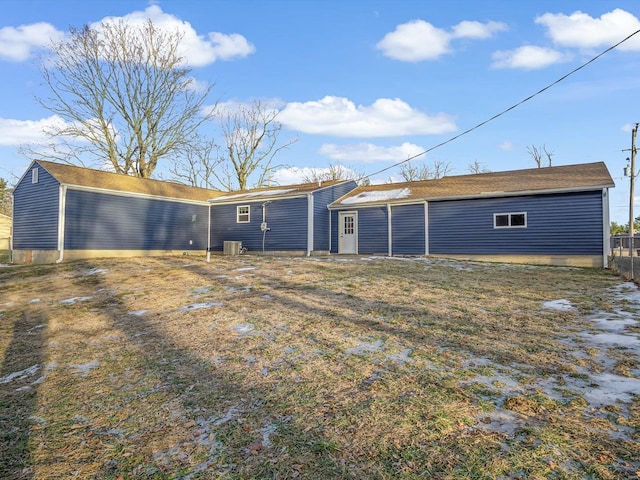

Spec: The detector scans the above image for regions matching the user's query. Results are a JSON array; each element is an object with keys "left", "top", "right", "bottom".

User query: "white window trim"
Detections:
[
  {"left": 237, "top": 205, "right": 250, "bottom": 223},
  {"left": 31, "top": 167, "right": 39, "bottom": 184},
  {"left": 494, "top": 212, "right": 527, "bottom": 229}
]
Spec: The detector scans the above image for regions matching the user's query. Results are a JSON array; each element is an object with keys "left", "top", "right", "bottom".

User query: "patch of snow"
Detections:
[
  {"left": 0, "top": 364, "right": 39, "bottom": 384},
  {"left": 260, "top": 423, "right": 277, "bottom": 448},
  {"left": 235, "top": 266, "right": 257, "bottom": 272},
  {"left": 340, "top": 188, "right": 411, "bottom": 205},
  {"left": 128, "top": 310, "right": 148, "bottom": 316},
  {"left": 588, "top": 314, "right": 637, "bottom": 331},
  {"left": 345, "top": 340, "right": 384, "bottom": 355},
  {"left": 86, "top": 268, "right": 107, "bottom": 275},
  {"left": 476, "top": 408, "right": 527, "bottom": 435},
  {"left": 576, "top": 373, "right": 640, "bottom": 406},
  {"left": 581, "top": 332, "right": 639, "bottom": 349},
  {"left": 387, "top": 348, "right": 413, "bottom": 366},
  {"left": 213, "top": 406, "right": 240, "bottom": 426},
  {"left": 542, "top": 299, "right": 575, "bottom": 311},
  {"left": 29, "top": 298, "right": 41, "bottom": 304},
  {"left": 212, "top": 188, "right": 294, "bottom": 201},
  {"left": 229, "top": 323, "right": 255, "bottom": 336},
  {"left": 69, "top": 360, "right": 100, "bottom": 377},
  {"left": 59, "top": 296, "right": 93, "bottom": 305},
  {"left": 179, "top": 302, "right": 223, "bottom": 311}
]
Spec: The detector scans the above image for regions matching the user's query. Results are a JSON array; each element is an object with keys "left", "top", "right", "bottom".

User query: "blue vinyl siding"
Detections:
[
  {"left": 429, "top": 191, "right": 604, "bottom": 255},
  {"left": 64, "top": 190, "right": 208, "bottom": 250},
  {"left": 331, "top": 207, "right": 388, "bottom": 254},
  {"left": 313, "top": 181, "right": 357, "bottom": 251},
  {"left": 391, "top": 204, "right": 425, "bottom": 255},
  {"left": 12, "top": 163, "right": 60, "bottom": 249},
  {"left": 210, "top": 197, "right": 308, "bottom": 252},
  {"left": 353, "top": 207, "right": 389, "bottom": 254}
]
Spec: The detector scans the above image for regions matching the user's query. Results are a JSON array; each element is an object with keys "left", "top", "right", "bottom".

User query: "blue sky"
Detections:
[{"left": 1, "top": 0, "right": 639, "bottom": 224}]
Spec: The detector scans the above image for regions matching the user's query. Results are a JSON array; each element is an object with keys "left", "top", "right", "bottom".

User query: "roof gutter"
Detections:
[
  {"left": 209, "top": 193, "right": 308, "bottom": 205},
  {"left": 327, "top": 185, "right": 615, "bottom": 210},
  {"left": 56, "top": 185, "right": 67, "bottom": 264}
]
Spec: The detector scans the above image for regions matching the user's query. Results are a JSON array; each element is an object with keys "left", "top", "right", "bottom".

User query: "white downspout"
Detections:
[
  {"left": 56, "top": 185, "right": 66, "bottom": 263},
  {"left": 328, "top": 207, "right": 332, "bottom": 254},
  {"left": 387, "top": 203, "right": 392, "bottom": 257},
  {"left": 307, "top": 193, "right": 313, "bottom": 256},
  {"left": 602, "top": 188, "right": 610, "bottom": 268},
  {"left": 206, "top": 203, "right": 211, "bottom": 263},
  {"left": 424, "top": 201, "right": 429, "bottom": 256}
]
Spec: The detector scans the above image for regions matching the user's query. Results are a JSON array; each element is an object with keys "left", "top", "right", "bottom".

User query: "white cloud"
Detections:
[
  {"left": 94, "top": 5, "right": 255, "bottom": 67},
  {"left": 498, "top": 140, "right": 515, "bottom": 151},
  {"left": 0, "top": 116, "right": 70, "bottom": 146},
  {"left": 0, "top": 22, "right": 65, "bottom": 62},
  {"left": 376, "top": 19, "right": 507, "bottom": 62},
  {"left": 491, "top": 45, "right": 571, "bottom": 70},
  {"left": 451, "top": 20, "right": 508, "bottom": 40},
  {"left": 271, "top": 166, "right": 357, "bottom": 186},
  {"left": 536, "top": 9, "right": 640, "bottom": 51},
  {"left": 319, "top": 142, "right": 425, "bottom": 163},
  {"left": 376, "top": 20, "right": 451, "bottom": 61},
  {"left": 279, "top": 96, "right": 457, "bottom": 137}
]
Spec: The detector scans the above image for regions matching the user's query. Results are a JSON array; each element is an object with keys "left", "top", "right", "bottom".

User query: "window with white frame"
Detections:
[
  {"left": 31, "top": 167, "right": 39, "bottom": 184},
  {"left": 494, "top": 212, "right": 526, "bottom": 228},
  {"left": 237, "top": 205, "right": 250, "bottom": 223}
]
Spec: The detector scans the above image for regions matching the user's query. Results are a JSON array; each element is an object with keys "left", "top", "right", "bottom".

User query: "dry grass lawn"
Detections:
[{"left": 1, "top": 255, "right": 639, "bottom": 479}]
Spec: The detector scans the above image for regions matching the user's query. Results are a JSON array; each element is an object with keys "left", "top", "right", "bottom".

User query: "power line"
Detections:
[{"left": 364, "top": 28, "right": 640, "bottom": 181}]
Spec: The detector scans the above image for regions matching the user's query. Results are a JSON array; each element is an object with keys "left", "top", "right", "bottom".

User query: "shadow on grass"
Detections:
[
  {"left": 0, "top": 310, "right": 48, "bottom": 480},
  {"left": 64, "top": 259, "right": 347, "bottom": 479}
]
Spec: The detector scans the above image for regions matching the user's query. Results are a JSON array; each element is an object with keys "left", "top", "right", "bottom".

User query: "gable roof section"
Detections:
[
  {"left": 331, "top": 162, "right": 614, "bottom": 207},
  {"left": 36, "top": 160, "right": 223, "bottom": 202},
  {"left": 209, "top": 180, "right": 349, "bottom": 204}
]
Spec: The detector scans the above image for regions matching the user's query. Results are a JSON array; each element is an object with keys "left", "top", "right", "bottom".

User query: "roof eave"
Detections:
[
  {"left": 209, "top": 193, "right": 308, "bottom": 204},
  {"left": 329, "top": 184, "right": 614, "bottom": 208}
]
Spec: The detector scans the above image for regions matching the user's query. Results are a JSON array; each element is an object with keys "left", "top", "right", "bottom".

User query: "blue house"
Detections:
[
  {"left": 11, "top": 160, "right": 221, "bottom": 264},
  {"left": 11, "top": 160, "right": 358, "bottom": 263},
  {"left": 328, "top": 162, "right": 614, "bottom": 267},
  {"left": 209, "top": 180, "right": 357, "bottom": 256},
  {"left": 11, "top": 160, "right": 614, "bottom": 267}
]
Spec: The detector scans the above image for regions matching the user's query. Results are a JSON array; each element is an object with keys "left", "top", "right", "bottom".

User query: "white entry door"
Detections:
[{"left": 338, "top": 212, "right": 357, "bottom": 254}]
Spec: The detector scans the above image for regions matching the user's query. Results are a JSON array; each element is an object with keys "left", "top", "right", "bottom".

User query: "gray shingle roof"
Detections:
[
  {"left": 37, "top": 160, "right": 224, "bottom": 202},
  {"left": 331, "top": 162, "right": 614, "bottom": 207}
]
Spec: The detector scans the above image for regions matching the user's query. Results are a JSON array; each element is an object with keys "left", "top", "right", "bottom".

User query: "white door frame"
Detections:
[{"left": 338, "top": 211, "right": 358, "bottom": 254}]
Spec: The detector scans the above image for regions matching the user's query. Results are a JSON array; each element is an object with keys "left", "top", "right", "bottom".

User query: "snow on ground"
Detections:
[
  {"left": 69, "top": 360, "right": 100, "bottom": 377},
  {"left": 0, "top": 364, "right": 39, "bottom": 384},
  {"left": 542, "top": 299, "right": 575, "bottom": 311},
  {"left": 59, "top": 296, "right": 93, "bottom": 305},
  {"left": 179, "top": 302, "right": 223, "bottom": 312}
]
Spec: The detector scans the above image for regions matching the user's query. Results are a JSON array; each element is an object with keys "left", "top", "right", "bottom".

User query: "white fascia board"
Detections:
[
  {"left": 14, "top": 160, "right": 40, "bottom": 190},
  {"left": 423, "top": 185, "right": 613, "bottom": 202},
  {"left": 62, "top": 183, "right": 211, "bottom": 206},
  {"left": 329, "top": 185, "right": 611, "bottom": 209},
  {"left": 328, "top": 199, "right": 425, "bottom": 210},
  {"left": 208, "top": 193, "right": 307, "bottom": 205}
]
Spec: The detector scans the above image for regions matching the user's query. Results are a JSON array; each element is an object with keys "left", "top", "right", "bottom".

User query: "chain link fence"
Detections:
[{"left": 609, "top": 235, "right": 640, "bottom": 281}]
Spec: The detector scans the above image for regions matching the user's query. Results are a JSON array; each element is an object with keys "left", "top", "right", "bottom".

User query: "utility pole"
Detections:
[{"left": 629, "top": 123, "right": 638, "bottom": 277}]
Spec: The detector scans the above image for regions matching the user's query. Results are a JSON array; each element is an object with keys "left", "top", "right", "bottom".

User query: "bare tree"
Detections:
[
  {"left": 527, "top": 145, "right": 554, "bottom": 168},
  {"left": 215, "top": 100, "right": 296, "bottom": 190},
  {"left": 168, "top": 135, "right": 222, "bottom": 190},
  {"left": 24, "top": 19, "right": 213, "bottom": 178},
  {"left": 0, "top": 178, "right": 12, "bottom": 217},
  {"left": 301, "top": 163, "right": 364, "bottom": 184},
  {"left": 467, "top": 160, "right": 491, "bottom": 174},
  {"left": 398, "top": 159, "right": 452, "bottom": 182}
]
